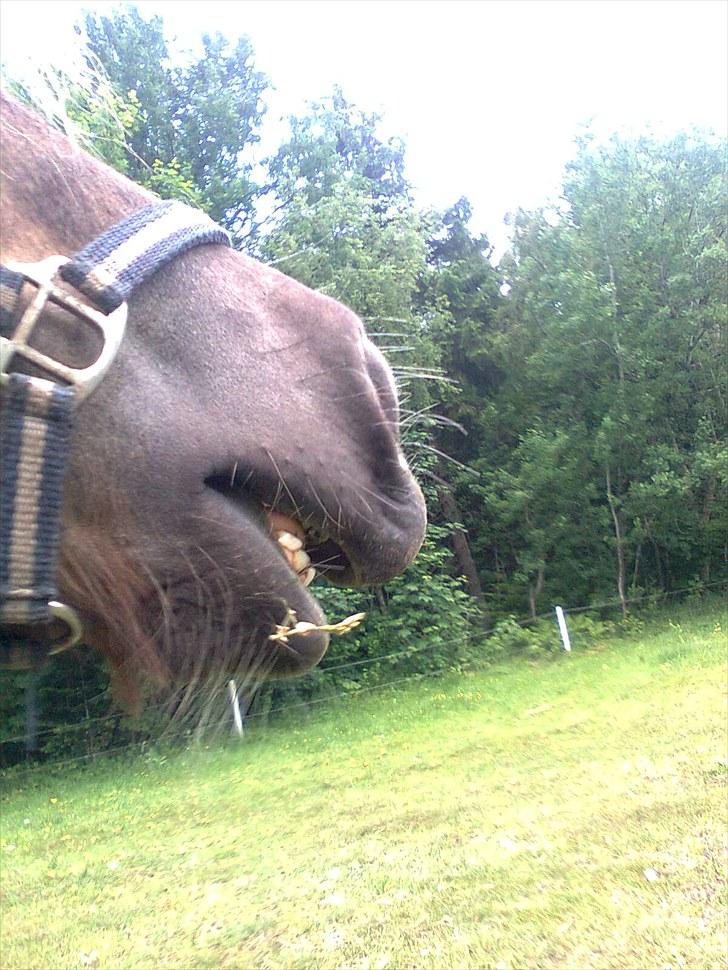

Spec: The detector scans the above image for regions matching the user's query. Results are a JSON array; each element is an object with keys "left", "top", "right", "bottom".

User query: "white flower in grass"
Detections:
[{"left": 324, "top": 928, "right": 345, "bottom": 948}]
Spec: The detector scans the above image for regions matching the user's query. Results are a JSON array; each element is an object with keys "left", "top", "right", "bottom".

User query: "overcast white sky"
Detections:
[{"left": 1, "top": 0, "right": 726, "bottom": 256}]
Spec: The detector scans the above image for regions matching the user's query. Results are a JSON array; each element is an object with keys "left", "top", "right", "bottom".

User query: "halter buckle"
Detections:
[
  {"left": 46, "top": 601, "right": 84, "bottom": 654},
  {"left": 0, "top": 255, "right": 127, "bottom": 402}
]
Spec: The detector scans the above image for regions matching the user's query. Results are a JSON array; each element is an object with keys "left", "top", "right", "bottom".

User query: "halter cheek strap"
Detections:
[{"left": 0, "top": 200, "right": 230, "bottom": 663}]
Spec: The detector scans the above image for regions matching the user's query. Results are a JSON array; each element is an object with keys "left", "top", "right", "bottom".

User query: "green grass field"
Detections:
[{"left": 1, "top": 600, "right": 726, "bottom": 969}]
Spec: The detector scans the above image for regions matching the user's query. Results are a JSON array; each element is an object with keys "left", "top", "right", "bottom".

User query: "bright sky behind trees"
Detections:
[{"left": 1, "top": 0, "right": 726, "bottom": 256}]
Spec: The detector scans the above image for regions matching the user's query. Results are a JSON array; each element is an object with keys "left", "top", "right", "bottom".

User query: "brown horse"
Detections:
[{"left": 0, "top": 93, "right": 426, "bottom": 705}]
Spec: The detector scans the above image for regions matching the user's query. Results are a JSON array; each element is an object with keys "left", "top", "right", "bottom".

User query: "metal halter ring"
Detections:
[
  {"left": 46, "top": 601, "right": 84, "bottom": 655},
  {"left": 0, "top": 255, "right": 128, "bottom": 402}
]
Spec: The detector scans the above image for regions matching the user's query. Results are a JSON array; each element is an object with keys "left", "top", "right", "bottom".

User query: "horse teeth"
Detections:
[
  {"left": 276, "top": 530, "right": 303, "bottom": 552},
  {"left": 291, "top": 549, "right": 311, "bottom": 573},
  {"left": 273, "top": 530, "right": 312, "bottom": 582}
]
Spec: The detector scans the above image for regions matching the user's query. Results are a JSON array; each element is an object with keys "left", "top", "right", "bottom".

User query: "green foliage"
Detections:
[
  {"left": 422, "top": 197, "right": 503, "bottom": 402},
  {"left": 0, "top": 671, "right": 30, "bottom": 767},
  {"left": 5, "top": 53, "right": 138, "bottom": 174},
  {"left": 484, "top": 612, "right": 616, "bottom": 658},
  {"left": 82, "top": 5, "right": 269, "bottom": 243},
  {"left": 258, "top": 493, "right": 482, "bottom": 713},
  {"left": 2, "top": 602, "right": 726, "bottom": 970},
  {"left": 0, "top": 652, "right": 148, "bottom": 767},
  {"left": 262, "top": 91, "right": 435, "bottom": 346},
  {"left": 266, "top": 87, "right": 409, "bottom": 210},
  {"left": 144, "top": 157, "right": 204, "bottom": 208},
  {"left": 320, "top": 521, "right": 479, "bottom": 675},
  {"left": 453, "top": 129, "right": 728, "bottom": 613}
]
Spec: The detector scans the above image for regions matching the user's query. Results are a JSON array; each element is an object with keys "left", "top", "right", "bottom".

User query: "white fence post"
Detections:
[
  {"left": 228, "top": 679, "right": 244, "bottom": 737},
  {"left": 555, "top": 606, "right": 572, "bottom": 652}
]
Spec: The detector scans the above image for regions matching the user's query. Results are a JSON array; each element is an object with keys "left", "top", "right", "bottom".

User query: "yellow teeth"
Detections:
[
  {"left": 291, "top": 548, "right": 311, "bottom": 573},
  {"left": 274, "top": 529, "right": 316, "bottom": 586},
  {"left": 275, "top": 530, "right": 303, "bottom": 552}
]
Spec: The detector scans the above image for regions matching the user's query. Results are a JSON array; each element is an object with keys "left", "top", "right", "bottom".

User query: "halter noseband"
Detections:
[{"left": 0, "top": 200, "right": 230, "bottom": 666}]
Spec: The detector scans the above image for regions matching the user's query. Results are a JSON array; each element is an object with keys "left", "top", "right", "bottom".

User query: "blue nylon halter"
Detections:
[
  {"left": 0, "top": 200, "right": 230, "bottom": 662},
  {"left": 60, "top": 200, "right": 229, "bottom": 312}
]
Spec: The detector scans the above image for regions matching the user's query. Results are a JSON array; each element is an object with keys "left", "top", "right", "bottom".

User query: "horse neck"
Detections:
[{"left": 0, "top": 93, "right": 151, "bottom": 262}]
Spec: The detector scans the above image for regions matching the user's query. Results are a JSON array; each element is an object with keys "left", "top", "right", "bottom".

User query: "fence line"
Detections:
[
  {"left": 529, "top": 579, "right": 727, "bottom": 620},
  {"left": 1, "top": 581, "right": 725, "bottom": 755},
  {"left": 0, "top": 673, "right": 451, "bottom": 778}
]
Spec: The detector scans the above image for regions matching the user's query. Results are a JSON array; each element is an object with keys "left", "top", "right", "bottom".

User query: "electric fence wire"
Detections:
[
  {"left": 1, "top": 580, "right": 725, "bottom": 750},
  {"left": 1, "top": 581, "right": 725, "bottom": 759},
  {"left": 3, "top": 579, "right": 726, "bottom": 752},
  {"left": 0, "top": 672, "right": 448, "bottom": 778}
]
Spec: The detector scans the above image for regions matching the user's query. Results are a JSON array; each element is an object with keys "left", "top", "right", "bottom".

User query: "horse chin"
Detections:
[{"left": 58, "top": 500, "right": 332, "bottom": 706}]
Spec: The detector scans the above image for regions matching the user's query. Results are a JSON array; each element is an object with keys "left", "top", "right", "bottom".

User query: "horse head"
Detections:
[{"left": 0, "top": 93, "right": 426, "bottom": 702}]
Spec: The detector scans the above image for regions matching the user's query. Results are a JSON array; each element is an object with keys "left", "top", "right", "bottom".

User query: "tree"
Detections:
[
  {"left": 263, "top": 90, "right": 425, "bottom": 315},
  {"left": 477, "top": 128, "right": 727, "bottom": 610},
  {"left": 422, "top": 198, "right": 503, "bottom": 448},
  {"left": 262, "top": 90, "right": 448, "bottom": 421},
  {"left": 83, "top": 5, "right": 269, "bottom": 244},
  {"left": 415, "top": 198, "right": 504, "bottom": 608}
]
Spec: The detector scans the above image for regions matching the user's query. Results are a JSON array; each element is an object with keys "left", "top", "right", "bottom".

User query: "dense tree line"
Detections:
[
  {"left": 443, "top": 133, "right": 726, "bottom": 616},
  {"left": 2, "top": 7, "right": 725, "bottom": 759}
]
